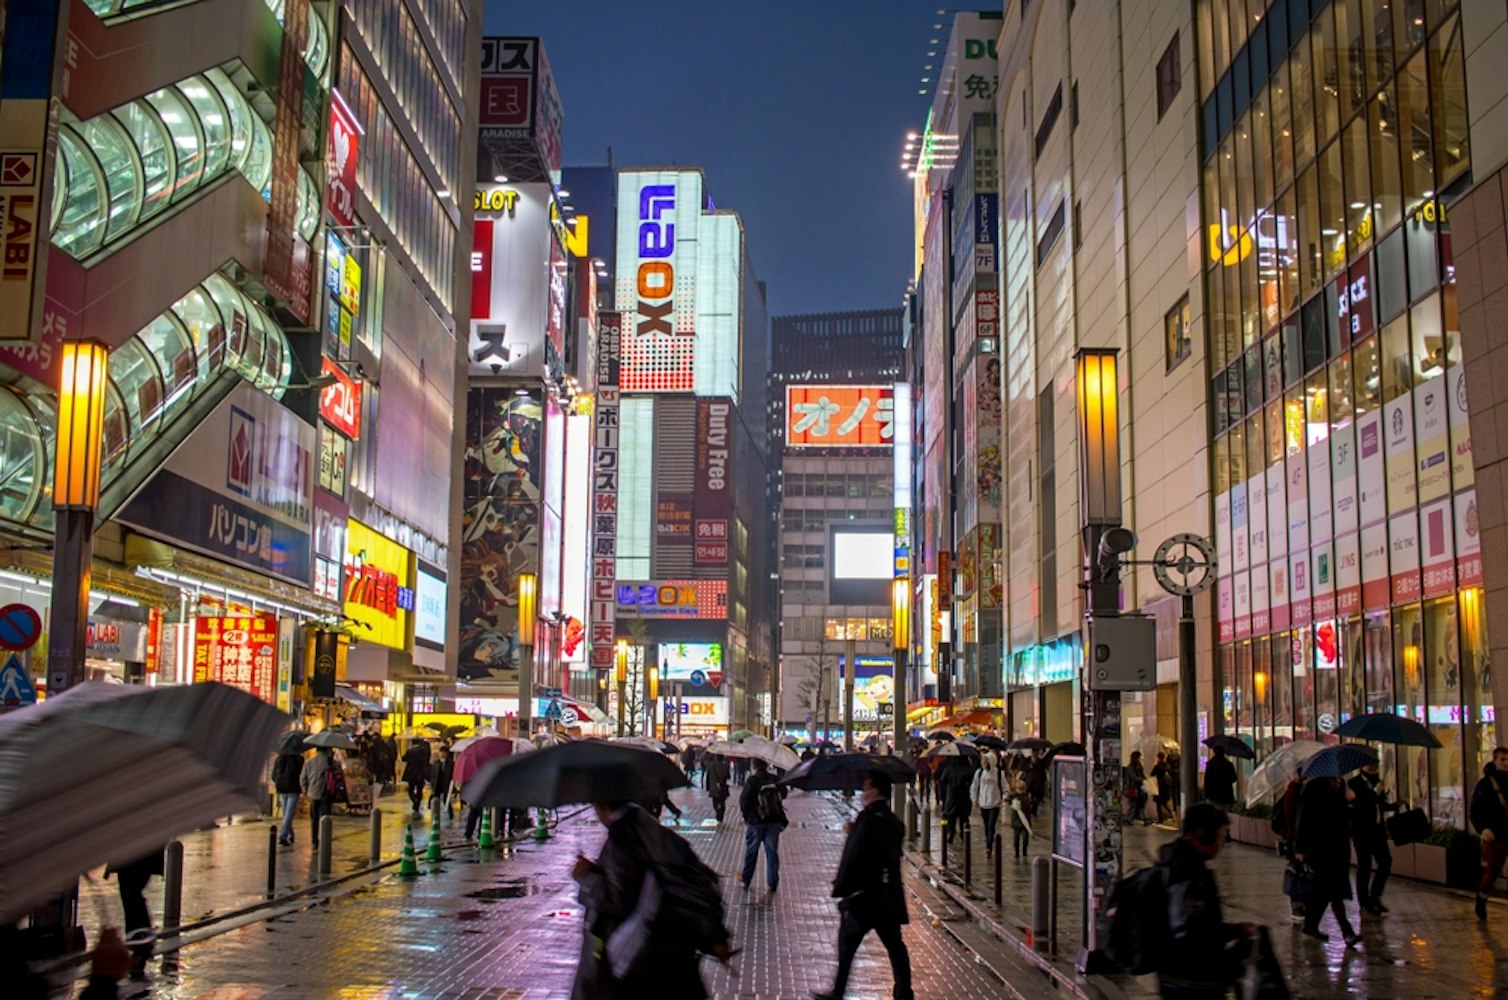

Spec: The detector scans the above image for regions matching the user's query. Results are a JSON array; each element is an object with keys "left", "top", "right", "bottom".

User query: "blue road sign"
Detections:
[
  {"left": 0, "top": 651, "right": 37, "bottom": 706},
  {"left": 544, "top": 699, "right": 563, "bottom": 720},
  {"left": 689, "top": 669, "right": 707, "bottom": 687},
  {"left": 543, "top": 686, "right": 563, "bottom": 699}
]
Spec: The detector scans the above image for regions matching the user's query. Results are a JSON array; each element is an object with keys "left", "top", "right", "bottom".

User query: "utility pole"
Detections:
[{"left": 843, "top": 638, "right": 856, "bottom": 751}]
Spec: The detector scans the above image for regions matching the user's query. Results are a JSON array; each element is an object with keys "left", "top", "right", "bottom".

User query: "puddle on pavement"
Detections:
[{"left": 464, "top": 878, "right": 563, "bottom": 901}]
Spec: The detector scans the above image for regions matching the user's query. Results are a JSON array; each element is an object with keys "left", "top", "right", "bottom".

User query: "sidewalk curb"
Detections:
[{"left": 901, "top": 847, "right": 1110, "bottom": 1000}]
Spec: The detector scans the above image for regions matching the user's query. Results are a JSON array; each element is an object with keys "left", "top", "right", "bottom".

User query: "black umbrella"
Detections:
[
  {"left": 1202, "top": 734, "right": 1255, "bottom": 759},
  {"left": 1040, "top": 741, "right": 1086, "bottom": 768},
  {"left": 927, "top": 730, "right": 957, "bottom": 741},
  {"left": 275, "top": 730, "right": 311, "bottom": 756},
  {"left": 464, "top": 740, "right": 690, "bottom": 809},
  {"left": 1299, "top": 744, "right": 1378, "bottom": 779},
  {"left": 778, "top": 753, "right": 916, "bottom": 792},
  {"left": 972, "top": 735, "right": 1012, "bottom": 751},
  {"left": 1006, "top": 737, "right": 1053, "bottom": 752},
  {"left": 1334, "top": 712, "right": 1444, "bottom": 748}
]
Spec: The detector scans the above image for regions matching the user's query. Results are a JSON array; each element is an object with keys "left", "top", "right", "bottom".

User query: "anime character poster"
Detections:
[{"left": 459, "top": 388, "right": 544, "bottom": 679}]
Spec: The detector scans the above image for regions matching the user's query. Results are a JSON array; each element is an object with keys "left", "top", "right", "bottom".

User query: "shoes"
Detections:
[
  {"left": 812, "top": 992, "right": 840, "bottom": 1000},
  {"left": 768, "top": 884, "right": 778, "bottom": 895},
  {"left": 1477, "top": 894, "right": 1489, "bottom": 920},
  {"left": 1301, "top": 928, "right": 1329, "bottom": 942},
  {"left": 1363, "top": 903, "right": 1383, "bottom": 917},
  {"left": 1344, "top": 932, "right": 1363, "bottom": 949},
  {"left": 1373, "top": 900, "right": 1389, "bottom": 914},
  {"left": 277, "top": 836, "right": 292, "bottom": 847}
]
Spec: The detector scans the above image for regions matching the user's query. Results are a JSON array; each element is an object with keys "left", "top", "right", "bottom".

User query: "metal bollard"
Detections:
[
  {"left": 162, "top": 840, "right": 184, "bottom": 933},
  {"left": 921, "top": 801, "right": 932, "bottom": 857},
  {"left": 1030, "top": 856, "right": 1051, "bottom": 952},
  {"left": 993, "top": 834, "right": 1003, "bottom": 906},
  {"left": 318, "top": 815, "right": 333, "bottom": 877},
  {"left": 266, "top": 824, "right": 278, "bottom": 897},
  {"left": 939, "top": 818, "right": 949, "bottom": 868},
  {"left": 963, "top": 825, "right": 972, "bottom": 883},
  {"left": 905, "top": 793, "right": 918, "bottom": 842},
  {"left": 369, "top": 807, "right": 382, "bottom": 865}
]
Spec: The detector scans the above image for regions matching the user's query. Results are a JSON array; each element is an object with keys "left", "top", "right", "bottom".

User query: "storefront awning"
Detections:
[
  {"left": 336, "top": 685, "right": 387, "bottom": 715},
  {"left": 933, "top": 708, "right": 999, "bottom": 729},
  {"left": 905, "top": 698, "right": 942, "bottom": 722}
]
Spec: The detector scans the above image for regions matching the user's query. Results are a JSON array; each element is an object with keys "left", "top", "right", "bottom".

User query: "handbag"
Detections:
[
  {"left": 1282, "top": 861, "right": 1316, "bottom": 903},
  {"left": 1386, "top": 807, "right": 1430, "bottom": 846}
]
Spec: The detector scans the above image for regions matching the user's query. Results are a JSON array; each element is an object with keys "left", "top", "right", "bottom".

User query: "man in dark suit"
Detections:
[{"left": 814, "top": 770, "right": 913, "bottom": 1000}]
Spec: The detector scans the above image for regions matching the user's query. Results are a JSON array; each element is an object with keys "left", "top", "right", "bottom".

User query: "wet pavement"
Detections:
[
  {"left": 908, "top": 795, "right": 1508, "bottom": 999},
  {"left": 80, "top": 787, "right": 1057, "bottom": 999}
]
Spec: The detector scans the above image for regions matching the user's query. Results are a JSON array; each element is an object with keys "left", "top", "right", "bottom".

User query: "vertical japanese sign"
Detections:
[
  {"left": 0, "top": 0, "right": 67, "bottom": 341},
  {"left": 326, "top": 90, "right": 360, "bottom": 231},
  {"left": 193, "top": 614, "right": 278, "bottom": 704},
  {"left": 263, "top": 0, "right": 309, "bottom": 321},
  {"left": 694, "top": 398, "right": 731, "bottom": 565},
  {"left": 589, "top": 313, "right": 622, "bottom": 669}
]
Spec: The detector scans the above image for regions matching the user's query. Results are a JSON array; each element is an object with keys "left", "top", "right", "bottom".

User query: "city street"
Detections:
[{"left": 83, "top": 788, "right": 1055, "bottom": 1000}]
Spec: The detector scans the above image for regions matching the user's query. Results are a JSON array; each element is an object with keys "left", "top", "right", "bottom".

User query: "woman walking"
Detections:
[
  {"left": 970, "top": 750, "right": 1004, "bottom": 855},
  {"left": 1294, "top": 775, "right": 1362, "bottom": 947}
]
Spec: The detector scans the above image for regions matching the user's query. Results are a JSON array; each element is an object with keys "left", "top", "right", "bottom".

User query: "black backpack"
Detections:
[
  {"left": 1100, "top": 863, "right": 1169, "bottom": 976},
  {"left": 647, "top": 824, "right": 728, "bottom": 955},
  {"left": 755, "top": 780, "right": 785, "bottom": 824}
]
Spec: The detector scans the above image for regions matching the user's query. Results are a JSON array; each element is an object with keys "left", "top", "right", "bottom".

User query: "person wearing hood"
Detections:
[
  {"left": 1470, "top": 745, "right": 1508, "bottom": 920},
  {"left": 970, "top": 750, "right": 1004, "bottom": 855},
  {"left": 1156, "top": 803, "right": 1249, "bottom": 998}
]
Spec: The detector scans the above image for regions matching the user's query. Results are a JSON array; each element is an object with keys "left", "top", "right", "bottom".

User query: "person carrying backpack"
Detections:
[
  {"left": 970, "top": 750, "right": 1004, "bottom": 856},
  {"left": 572, "top": 800, "right": 737, "bottom": 998},
  {"left": 1156, "top": 803, "right": 1250, "bottom": 997},
  {"left": 739, "top": 758, "right": 787, "bottom": 894}
]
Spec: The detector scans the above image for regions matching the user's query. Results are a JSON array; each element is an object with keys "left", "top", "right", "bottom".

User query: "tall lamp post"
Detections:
[
  {"left": 646, "top": 664, "right": 659, "bottom": 740},
  {"left": 48, "top": 340, "right": 110, "bottom": 697},
  {"left": 615, "top": 637, "right": 628, "bottom": 735},
  {"left": 516, "top": 572, "right": 537, "bottom": 737}
]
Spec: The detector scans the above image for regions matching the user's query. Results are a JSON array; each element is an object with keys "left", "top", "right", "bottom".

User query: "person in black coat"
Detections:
[
  {"left": 1470, "top": 746, "right": 1508, "bottom": 920},
  {"left": 1157, "top": 803, "right": 1248, "bottom": 997},
  {"left": 703, "top": 751, "right": 731, "bottom": 824},
  {"left": 814, "top": 770, "right": 913, "bottom": 1000},
  {"left": 272, "top": 751, "right": 304, "bottom": 846},
  {"left": 1203, "top": 747, "right": 1237, "bottom": 807},
  {"left": 940, "top": 757, "right": 974, "bottom": 844},
  {"left": 1348, "top": 763, "right": 1399, "bottom": 915},
  {"left": 429, "top": 746, "right": 456, "bottom": 814},
  {"left": 1294, "top": 776, "right": 1361, "bottom": 946},
  {"left": 402, "top": 739, "right": 431, "bottom": 814}
]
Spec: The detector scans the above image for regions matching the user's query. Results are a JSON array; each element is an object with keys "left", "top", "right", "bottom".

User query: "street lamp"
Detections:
[
  {"left": 646, "top": 664, "right": 659, "bottom": 739},
  {"left": 615, "top": 637, "right": 628, "bottom": 736},
  {"left": 517, "top": 572, "right": 537, "bottom": 736},
  {"left": 891, "top": 576, "right": 909, "bottom": 757},
  {"left": 48, "top": 340, "right": 110, "bottom": 697}
]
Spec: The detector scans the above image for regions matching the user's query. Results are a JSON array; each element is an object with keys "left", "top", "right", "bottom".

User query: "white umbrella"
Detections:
[
  {"left": 1245, "top": 740, "right": 1328, "bottom": 806},
  {"left": 774, "top": 734, "right": 798, "bottom": 746},
  {"left": 0, "top": 681, "right": 288, "bottom": 923},
  {"left": 737, "top": 735, "right": 801, "bottom": 771},
  {"left": 611, "top": 735, "right": 676, "bottom": 754}
]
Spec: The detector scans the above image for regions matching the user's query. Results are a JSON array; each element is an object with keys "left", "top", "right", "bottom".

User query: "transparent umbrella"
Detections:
[{"left": 1245, "top": 740, "right": 1327, "bottom": 806}]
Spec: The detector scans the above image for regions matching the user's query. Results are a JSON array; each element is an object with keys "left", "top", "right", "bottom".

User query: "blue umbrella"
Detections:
[
  {"left": 1334, "top": 712, "right": 1443, "bottom": 748},
  {"left": 1299, "top": 743, "right": 1378, "bottom": 779}
]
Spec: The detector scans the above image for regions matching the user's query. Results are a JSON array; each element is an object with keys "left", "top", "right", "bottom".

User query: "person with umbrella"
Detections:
[
  {"left": 939, "top": 753, "right": 974, "bottom": 847},
  {"left": 272, "top": 740, "right": 305, "bottom": 847},
  {"left": 1470, "top": 744, "right": 1508, "bottom": 921},
  {"left": 299, "top": 743, "right": 339, "bottom": 850},
  {"left": 402, "top": 738, "right": 431, "bottom": 815},
  {"left": 703, "top": 748, "right": 732, "bottom": 824},
  {"left": 1125, "top": 751, "right": 1151, "bottom": 825},
  {"left": 1294, "top": 766, "right": 1363, "bottom": 947},
  {"left": 1203, "top": 746, "right": 1238, "bottom": 808},
  {"left": 970, "top": 749, "right": 1004, "bottom": 856},
  {"left": 1349, "top": 761, "right": 1399, "bottom": 916},
  {"left": 429, "top": 745, "right": 456, "bottom": 816},
  {"left": 1150, "top": 751, "right": 1174, "bottom": 824},
  {"left": 739, "top": 758, "right": 787, "bottom": 893},
  {"left": 813, "top": 769, "right": 913, "bottom": 1000}
]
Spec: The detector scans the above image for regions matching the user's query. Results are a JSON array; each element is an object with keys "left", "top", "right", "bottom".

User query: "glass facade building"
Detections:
[{"left": 1199, "top": 0, "right": 1488, "bottom": 826}]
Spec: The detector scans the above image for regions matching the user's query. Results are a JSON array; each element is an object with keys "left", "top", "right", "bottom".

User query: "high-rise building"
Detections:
[
  {"left": 609, "top": 167, "right": 774, "bottom": 736},
  {"left": 0, "top": 2, "right": 481, "bottom": 729},
  {"left": 769, "top": 309, "right": 905, "bottom": 739}
]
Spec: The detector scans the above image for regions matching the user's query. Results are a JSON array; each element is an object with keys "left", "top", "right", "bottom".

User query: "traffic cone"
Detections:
[
  {"left": 532, "top": 806, "right": 551, "bottom": 842},
  {"left": 477, "top": 808, "right": 495, "bottom": 850},
  {"left": 425, "top": 805, "right": 443, "bottom": 864},
  {"left": 397, "top": 821, "right": 419, "bottom": 877}
]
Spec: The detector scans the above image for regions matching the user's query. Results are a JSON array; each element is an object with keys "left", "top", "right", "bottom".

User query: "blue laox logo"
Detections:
[{"left": 636, "top": 183, "right": 677, "bottom": 337}]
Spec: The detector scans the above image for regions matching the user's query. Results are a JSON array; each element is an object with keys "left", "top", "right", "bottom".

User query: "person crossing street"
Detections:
[{"left": 739, "top": 758, "right": 787, "bottom": 894}]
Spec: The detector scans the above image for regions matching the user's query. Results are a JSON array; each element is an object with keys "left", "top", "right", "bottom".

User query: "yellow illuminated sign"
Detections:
[
  {"left": 1207, "top": 223, "right": 1253, "bottom": 267},
  {"left": 344, "top": 519, "right": 412, "bottom": 650}
]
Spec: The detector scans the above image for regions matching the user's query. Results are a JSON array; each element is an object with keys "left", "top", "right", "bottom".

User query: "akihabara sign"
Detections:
[
  {"left": 785, "top": 386, "right": 895, "bottom": 447},
  {"left": 695, "top": 398, "right": 731, "bottom": 564},
  {"left": 615, "top": 580, "right": 728, "bottom": 619},
  {"left": 589, "top": 313, "right": 623, "bottom": 668}
]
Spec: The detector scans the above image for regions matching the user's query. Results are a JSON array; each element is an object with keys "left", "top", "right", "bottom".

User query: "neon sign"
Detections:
[{"left": 636, "top": 184, "right": 677, "bottom": 338}]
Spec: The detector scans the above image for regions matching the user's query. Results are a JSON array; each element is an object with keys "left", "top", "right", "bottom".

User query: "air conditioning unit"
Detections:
[{"left": 1084, "top": 614, "right": 1156, "bottom": 691}]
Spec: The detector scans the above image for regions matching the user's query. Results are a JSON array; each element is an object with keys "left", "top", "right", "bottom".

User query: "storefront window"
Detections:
[
  {"left": 1394, "top": 603, "right": 1428, "bottom": 807},
  {"left": 1365, "top": 609, "right": 1395, "bottom": 712},
  {"left": 1270, "top": 631, "right": 1293, "bottom": 747},
  {"left": 1398, "top": 52, "right": 1435, "bottom": 221},
  {"left": 1235, "top": 641, "right": 1253, "bottom": 737},
  {"left": 1352, "top": 335, "right": 1382, "bottom": 414},
  {"left": 1229, "top": 420, "right": 1248, "bottom": 484},
  {"left": 1318, "top": 141, "right": 1347, "bottom": 281},
  {"left": 1314, "top": 620, "right": 1341, "bottom": 739},
  {"left": 1380, "top": 314, "right": 1411, "bottom": 402},
  {"left": 1370, "top": 84, "right": 1404, "bottom": 238},
  {"left": 1277, "top": 190, "right": 1300, "bottom": 319},
  {"left": 1423, "top": 595, "right": 1464, "bottom": 826},
  {"left": 1460, "top": 588, "right": 1495, "bottom": 782},
  {"left": 1293, "top": 627, "right": 1316, "bottom": 739},
  {"left": 1253, "top": 636, "right": 1272, "bottom": 753},
  {"left": 1296, "top": 165, "right": 1322, "bottom": 297}
]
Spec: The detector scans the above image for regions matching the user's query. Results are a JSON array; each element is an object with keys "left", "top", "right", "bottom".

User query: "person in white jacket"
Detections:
[{"left": 970, "top": 750, "right": 1005, "bottom": 856}]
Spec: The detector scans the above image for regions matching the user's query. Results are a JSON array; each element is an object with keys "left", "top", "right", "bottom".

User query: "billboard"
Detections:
[
  {"left": 588, "top": 314, "right": 622, "bottom": 669},
  {"left": 460, "top": 388, "right": 544, "bottom": 678},
  {"left": 829, "top": 525, "right": 896, "bottom": 605},
  {"left": 326, "top": 90, "right": 361, "bottom": 231},
  {"left": 837, "top": 656, "right": 897, "bottom": 722},
  {"left": 470, "top": 183, "right": 558, "bottom": 377},
  {"left": 615, "top": 580, "right": 728, "bottom": 619},
  {"left": 478, "top": 37, "right": 563, "bottom": 182},
  {"left": 118, "top": 384, "right": 315, "bottom": 585},
  {"left": 561, "top": 411, "right": 591, "bottom": 664},
  {"left": 194, "top": 614, "right": 279, "bottom": 705},
  {"left": 666, "top": 696, "right": 729, "bottom": 727},
  {"left": 319, "top": 358, "right": 362, "bottom": 439},
  {"left": 414, "top": 563, "right": 447, "bottom": 651},
  {"left": 615, "top": 170, "right": 703, "bottom": 392},
  {"left": 658, "top": 641, "right": 724, "bottom": 683},
  {"left": 694, "top": 398, "right": 731, "bottom": 565},
  {"left": 785, "top": 385, "right": 895, "bottom": 447},
  {"left": 344, "top": 520, "right": 414, "bottom": 651}
]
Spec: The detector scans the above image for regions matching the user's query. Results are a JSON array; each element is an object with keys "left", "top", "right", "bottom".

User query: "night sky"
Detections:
[{"left": 484, "top": 1, "right": 940, "bottom": 318}]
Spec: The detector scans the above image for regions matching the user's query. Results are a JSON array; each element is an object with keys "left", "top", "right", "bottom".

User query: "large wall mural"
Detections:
[{"left": 460, "top": 388, "right": 543, "bottom": 679}]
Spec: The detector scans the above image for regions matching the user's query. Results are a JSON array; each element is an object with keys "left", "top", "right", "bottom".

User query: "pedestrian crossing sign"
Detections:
[
  {"left": 544, "top": 699, "right": 562, "bottom": 720},
  {"left": 0, "top": 651, "right": 36, "bottom": 706}
]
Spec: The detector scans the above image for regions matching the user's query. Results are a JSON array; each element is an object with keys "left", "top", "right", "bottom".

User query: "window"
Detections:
[
  {"left": 1071, "top": 81, "right": 1080, "bottom": 129},
  {"left": 1156, "top": 32, "right": 1182, "bottom": 120},
  {"left": 1166, "top": 295, "right": 1192, "bottom": 371},
  {"left": 1036, "top": 200, "right": 1066, "bottom": 268},
  {"left": 1035, "top": 84, "right": 1063, "bottom": 161}
]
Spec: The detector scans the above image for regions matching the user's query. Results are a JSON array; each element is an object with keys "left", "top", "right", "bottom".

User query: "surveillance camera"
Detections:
[{"left": 490, "top": 363, "right": 503, "bottom": 375}]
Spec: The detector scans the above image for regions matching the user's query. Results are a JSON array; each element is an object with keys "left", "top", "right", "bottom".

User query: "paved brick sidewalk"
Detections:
[
  {"left": 76, "top": 789, "right": 458, "bottom": 944},
  {"left": 913, "top": 802, "right": 1508, "bottom": 999},
  {"left": 90, "top": 787, "right": 1057, "bottom": 999}
]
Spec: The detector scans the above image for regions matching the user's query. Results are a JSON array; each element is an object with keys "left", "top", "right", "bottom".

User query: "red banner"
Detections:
[
  {"left": 326, "top": 92, "right": 360, "bottom": 231},
  {"left": 471, "top": 219, "right": 495, "bottom": 320},
  {"left": 319, "top": 358, "right": 362, "bottom": 439},
  {"left": 693, "top": 398, "right": 731, "bottom": 565},
  {"left": 194, "top": 614, "right": 278, "bottom": 704}
]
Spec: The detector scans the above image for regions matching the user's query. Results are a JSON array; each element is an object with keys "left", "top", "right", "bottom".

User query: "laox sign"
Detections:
[
  {"left": 618, "top": 583, "right": 696, "bottom": 608},
  {"left": 635, "top": 184, "right": 679, "bottom": 338}
]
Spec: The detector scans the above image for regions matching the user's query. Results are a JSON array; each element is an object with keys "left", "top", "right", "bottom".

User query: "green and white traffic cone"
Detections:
[
  {"left": 477, "top": 808, "right": 495, "bottom": 850},
  {"left": 532, "top": 807, "right": 550, "bottom": 842},
  {"left": 397, "top": 821, "right": 419, "bottom": 877},
  {"left": 425, "top": 804, "right": 443, "bottom": 864}
]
